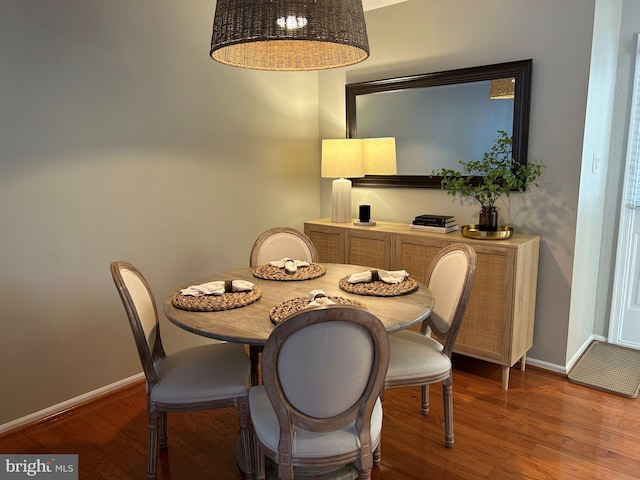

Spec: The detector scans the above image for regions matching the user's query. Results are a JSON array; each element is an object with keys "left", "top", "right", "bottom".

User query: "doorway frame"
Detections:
[{"left": 609, "top": 34, "right": 640, "bottom": 349}]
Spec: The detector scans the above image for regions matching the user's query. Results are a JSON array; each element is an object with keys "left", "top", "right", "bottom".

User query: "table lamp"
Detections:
[
  {"left": 364, "top": 137, "right": 397, "bottom": 175},
  {"left": 321, "top": 139, "right": 365, "bottom": 223},
  {"left": 353, "top": 138, "right": 397, "bottom": 226}
]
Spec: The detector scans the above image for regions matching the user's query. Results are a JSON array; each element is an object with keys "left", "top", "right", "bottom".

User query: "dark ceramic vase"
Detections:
[{"left": 479, "top": 206, "right": 498, "bottom": 231}]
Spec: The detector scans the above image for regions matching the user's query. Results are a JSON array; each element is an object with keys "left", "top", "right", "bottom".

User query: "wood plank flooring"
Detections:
[{"left": 1, "top": 355, "right": 639, "bottom": 479}]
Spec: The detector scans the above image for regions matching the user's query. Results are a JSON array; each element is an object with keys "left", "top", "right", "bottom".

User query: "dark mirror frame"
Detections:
[{"left": 347, "top": 59, "right": 532, "bottom": 188}]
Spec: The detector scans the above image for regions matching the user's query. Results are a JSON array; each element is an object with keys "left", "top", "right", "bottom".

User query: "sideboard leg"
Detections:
[
  {"left": 520, "top": 353, "right": 527, "bottom": 371},
  {"left": 501, "top": 366, "right": 510, "bottom": 390}
]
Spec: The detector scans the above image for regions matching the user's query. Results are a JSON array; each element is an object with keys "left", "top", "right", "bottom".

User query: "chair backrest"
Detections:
[
  {"left": 249, "top": 227, "right": 319, "bottom": 267},
  {"left": 110, "top": 261, "right": 165, "bottom": 385},
  {"left": 261, "top": 305, "right": 389, "bottom": 469},
  {"left": 423, "top": 243, "right": 476, "bottom": 356}
]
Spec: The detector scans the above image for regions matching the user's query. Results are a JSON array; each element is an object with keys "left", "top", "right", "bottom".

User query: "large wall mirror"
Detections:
[{"left": 347, "top": 59, "right": 532, "bottom": 188}]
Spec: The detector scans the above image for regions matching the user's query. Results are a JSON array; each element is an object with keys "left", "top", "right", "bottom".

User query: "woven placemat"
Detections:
[
  {"left": 253, "top": 263, "right": 326, "bottom": 281},
  {"left": 269, "top": 296, "right": 367, "bottom": 324},
  {"left": 338, "top": 276, "right": 419, "bottom": 297},
  {"left": 170, "top": 288, "right": 262, "bottom": 312},
  {"left": 568, "top": 340, "right": 640, "bottom": 398}
]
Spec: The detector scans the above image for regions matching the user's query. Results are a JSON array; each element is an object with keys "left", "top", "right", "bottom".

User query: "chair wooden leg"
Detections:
[
  {"left": 421, "top": 384, "right": 430, "bottom": 415},
  {"left": 148, "top": 410, "right": 160, "bottom": 479},
  {"left": 237, "top": 396, "right": 254, "bottom": 480},
  {"left": 358, "top": 469, "right": 372, "bottom": 480},
  {"left": 442, "top": 379, "right": 454, "bottom": 448},
  {"left": 158, "top": 411, "right": 168, "bottom": 449},
  {"left": 373, "top": 443, "right": 381, "bottom": 466},
  {"left": 277, "top": 441, "right": 294, "bottom": 480},
  {"left": 252, "top": 426, "right": 266, "bottom": 480}
]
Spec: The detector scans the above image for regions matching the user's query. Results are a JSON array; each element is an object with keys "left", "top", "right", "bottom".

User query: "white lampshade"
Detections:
[
  {"left": 364, "top": 137, "right": 397, "bottom": 175},
  {"left": 321, "top": 139, "right": 365, "bottom": 178},
  {"left": 321, "top": 139, "right": 364, "bottom": 223}
]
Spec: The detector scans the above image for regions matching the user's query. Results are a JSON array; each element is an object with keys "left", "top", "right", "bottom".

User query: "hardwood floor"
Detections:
[{"left": 2, "top": 355, "right": 639, "bottom": 479}]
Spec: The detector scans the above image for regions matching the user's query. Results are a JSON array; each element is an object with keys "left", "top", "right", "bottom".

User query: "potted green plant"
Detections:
[{"left": 432, "top": 130, "right": 543, "bottom": 231}]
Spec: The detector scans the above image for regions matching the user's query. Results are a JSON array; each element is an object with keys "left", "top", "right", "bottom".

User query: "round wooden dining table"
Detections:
[
  {"left": 163, "top": 262, "right": 434, "bottom": 346},
  {"left": 163, "top": 263, "right": 434, "bottom": 479}
]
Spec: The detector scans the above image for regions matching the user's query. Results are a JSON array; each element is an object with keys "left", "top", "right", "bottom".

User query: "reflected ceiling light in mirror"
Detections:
[
  {"left": 322, "top": 139, "right": 365, "bottom": 223},
  {"left": 489, "top": 78, "right": 515, "bottom": 99},
  {"left": 210, "top": 0, "right": 370, "bottom": 71},
  {"left": 364, "top": 137, "right": 397, "bottom": 175}
]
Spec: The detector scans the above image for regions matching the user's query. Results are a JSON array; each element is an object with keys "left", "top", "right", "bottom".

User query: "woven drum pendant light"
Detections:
[{"left": 210, "top": 0, "right": 370, "bottom": 71}]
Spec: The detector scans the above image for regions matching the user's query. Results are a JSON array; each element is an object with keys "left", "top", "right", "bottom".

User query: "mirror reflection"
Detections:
[
  {"left": 347, "top": 60, "right": 532, "bottom": 188},
  {"left": 355, "top": 80, "right": 514, "bottom": 175}
]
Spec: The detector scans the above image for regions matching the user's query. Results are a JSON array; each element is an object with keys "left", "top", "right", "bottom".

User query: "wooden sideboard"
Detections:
[{"left": 304, "top": 218, "right": 540, "bottom": 389}]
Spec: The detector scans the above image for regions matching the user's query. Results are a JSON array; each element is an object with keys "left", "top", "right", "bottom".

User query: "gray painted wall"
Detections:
[
  {"left": 0, "top": 0, "right": 320, "bottom": 426},
  {"left": 320, "top": 0, "right": 597, "bottom": 368}
]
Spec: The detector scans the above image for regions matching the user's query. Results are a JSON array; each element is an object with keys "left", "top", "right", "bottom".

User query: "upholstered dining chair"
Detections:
[
  {"left": 249, "top": 227, "right": 318, "bottom": 267},
  {"left": 248, "top": 226, "right": 320, "bottom": 384},
  {"left": 249, "top": 305, "right": 390, "bottom": 480},
  {"left": 384, "top": 243, "right": 476, "bottom": 448},
  {"left": 110, "top": 261, "right": 253, "bottom": 480}
]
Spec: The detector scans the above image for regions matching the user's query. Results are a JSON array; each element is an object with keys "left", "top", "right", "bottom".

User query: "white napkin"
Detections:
[
  {"left": 180, "top": 280, "right": 254, "bottom": 297},
  {"left": 269, "top": 257, "right": 310, "bottom": 273},
  {"left": 347, "top": 269, "right": 409, "bottom": 284},
  {"left": 305, "top": 289, "right": 335, "bottom": 308}
]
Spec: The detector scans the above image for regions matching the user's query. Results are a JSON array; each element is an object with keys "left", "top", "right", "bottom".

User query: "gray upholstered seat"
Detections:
[
  {"left": 250, "top": 389, "right": 383, "bottom": 459},
  {"left": 386, "top": 333, "right": 450, "bottom": 382},
  {"left": 150, "top": 344, "right": 250, "bottom": 405},
  {"left": 384, "top": 243, "right": 476, "bottom": 448},
  {"left": 111, "top": 261, "right": 253, "bottom": 479},
  {"left": 249, "top": 226, "right": 318, "bottom": 267},
  {"left": 249, "top": 305, "right": 389, "bottom": 480}
]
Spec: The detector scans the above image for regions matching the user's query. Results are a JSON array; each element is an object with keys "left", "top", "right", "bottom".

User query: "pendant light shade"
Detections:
[
  {"left": 210, "top": 0, "right": 370, "bottom": 71},
  {"left": 489, "top": 78, "right": 516, "bottom": 99}
]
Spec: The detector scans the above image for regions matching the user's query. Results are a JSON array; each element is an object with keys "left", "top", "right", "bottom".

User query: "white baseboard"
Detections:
[
  {"left": 524, "top": 334, "right": 606, "bottom": 375},
  {"left": 0, "top": 372, "right": 144, "bottom": 435},
  {"left": 526, "top": 357, "right": 567, "bottom": 374}
]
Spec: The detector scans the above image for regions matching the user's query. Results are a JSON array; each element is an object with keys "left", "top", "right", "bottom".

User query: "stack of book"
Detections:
[{"left": 410, "top": 214, "right": 459, "bottom": 233}]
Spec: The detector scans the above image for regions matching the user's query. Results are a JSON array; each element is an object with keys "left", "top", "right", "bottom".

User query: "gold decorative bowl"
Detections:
[{"left": 460, "top": 225, "right": 513, "bottom": 240}]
